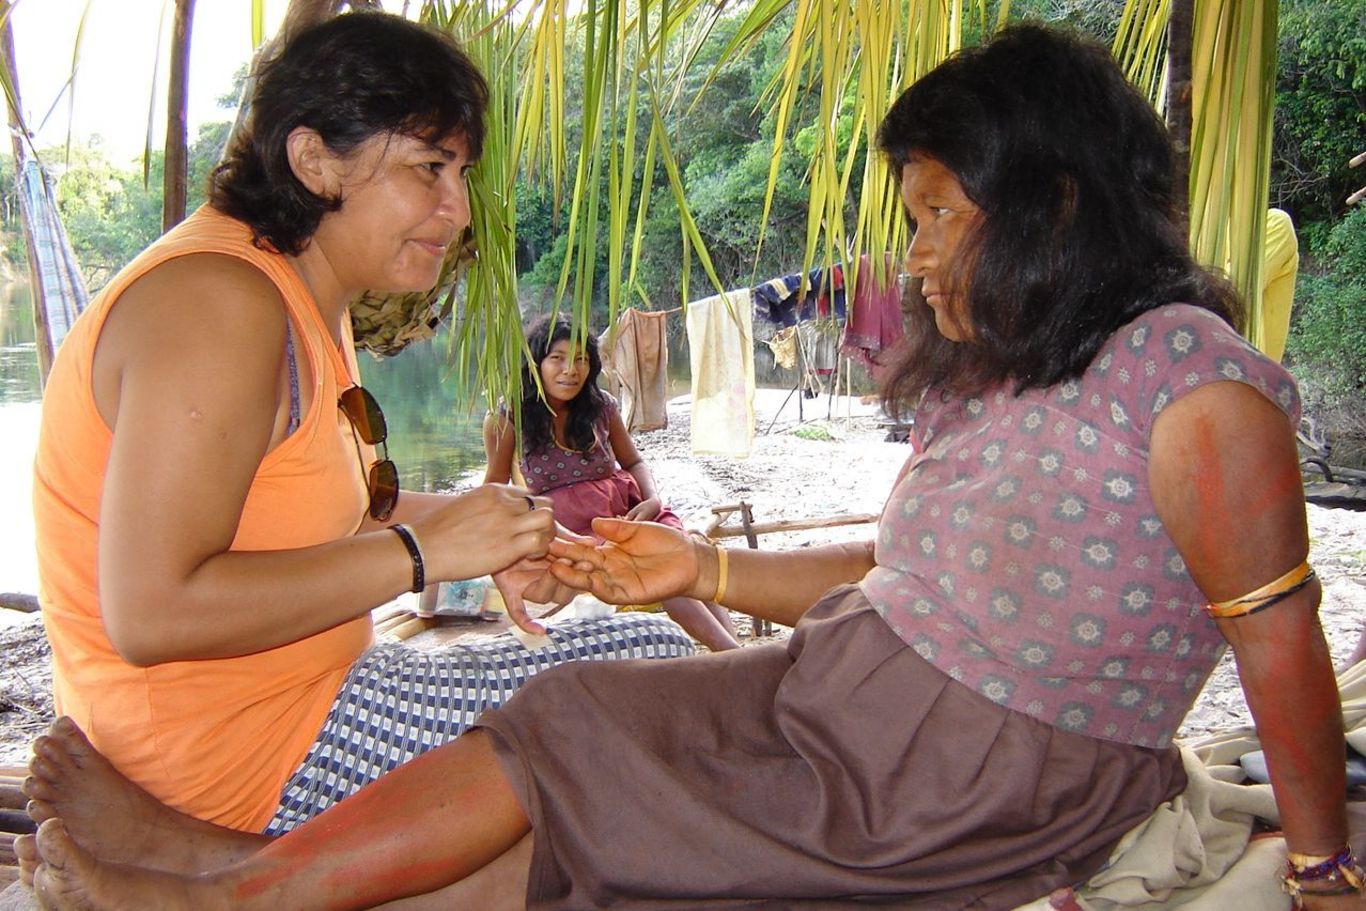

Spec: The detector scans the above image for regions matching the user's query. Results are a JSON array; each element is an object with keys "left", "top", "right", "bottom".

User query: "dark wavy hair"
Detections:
[
  {"left": 876, "top": 24, "right": 1242, "bottom": 411},
  {"left": 208, "top": 12, "right": 488, "bottom": 255},
  {"left": 520, "top": 315, "right": 608, "bottom": 454}
]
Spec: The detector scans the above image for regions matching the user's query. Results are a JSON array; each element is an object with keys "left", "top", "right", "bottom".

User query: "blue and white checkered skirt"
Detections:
[{"left": 264, "top": 612, "right": 693, "bottom": 834}]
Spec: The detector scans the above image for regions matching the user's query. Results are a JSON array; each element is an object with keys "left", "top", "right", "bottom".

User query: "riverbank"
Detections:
[{"left": 1, "top": 388, "right": 1364, "bottom": 761}]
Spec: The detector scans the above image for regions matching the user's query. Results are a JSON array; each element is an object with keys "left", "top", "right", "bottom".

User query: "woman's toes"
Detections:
[
  {"left": 23, "top": 774, "right": 57, "bottom": 802},
  {"left": 28, "top": 797, "right": 56, "bottom": 824},
  {"left": 27, "top": 755, "right": 60, "bottom": 783},
  {"left": 15, "top": 832, "right": 37, "bottom": 887}
]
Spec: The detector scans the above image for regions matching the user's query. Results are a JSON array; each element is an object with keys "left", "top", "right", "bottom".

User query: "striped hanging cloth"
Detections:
[{"left": 17, "top": 153, "right": 89, "bottom": 352}]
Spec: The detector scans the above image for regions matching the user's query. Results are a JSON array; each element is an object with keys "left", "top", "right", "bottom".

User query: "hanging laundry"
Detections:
[
  {"left": 1257, "top": 208, "right": 1299, "bottom": 363},
  {"left": 598, "top": 308, "right": 670, "bottom": 432},
  {"left": 685, "top": 290, "right": 754, "bottom": 457},
  {"left": 752, "top": 273, "right": 804, "bottom": 326},
  {"left": 840, "top": 253, "right": 905, "bottom": 371},
  {"left": 812, "top": 263, "right": 845, "bottom": 320},
  {"left": 797, "top": 319, "right": 840, "bottom": 377},
  {"left": 750, "top": 266, "right": 847, "bottom": 328}
]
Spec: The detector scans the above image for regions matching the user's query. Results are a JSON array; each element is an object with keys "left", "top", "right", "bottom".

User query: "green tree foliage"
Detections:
[
  {"left": 54, "top": 142, "right": 167, "bottom": 285},
  {"left": 0, "top": 121, "right": 229, "bottom": 290},
  {"left": 984, "top": 0, "right": 1122, "bottom": 43},
  {"left": 0, "top": 154, "right": 23, "bottom": 268},
  {"left": 1270, "top": 0, "right": 1365, "bottom": 430},
  {"left": 1272, "top": 0, "right": 1366, "bottom": 244},
  {"left": 1287, "top": 207, "right": 1366, "bottom": 432}
]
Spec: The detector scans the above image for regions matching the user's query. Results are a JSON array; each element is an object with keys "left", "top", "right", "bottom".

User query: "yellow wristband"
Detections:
[
  {"left": 1289, "top": 851, "right": 1343, "bottom": 869},
  {"left": 713, "top": 545, "right": 729, "bottom": 605}
]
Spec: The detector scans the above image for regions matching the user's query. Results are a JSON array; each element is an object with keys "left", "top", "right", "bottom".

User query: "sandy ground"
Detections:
[{"left": 0, "top": 388, "right": 1363, "bottom": 763}]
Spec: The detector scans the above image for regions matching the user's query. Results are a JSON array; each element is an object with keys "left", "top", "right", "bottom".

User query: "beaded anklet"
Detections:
[{"left": 1283, "top": 846, "right": 1366, "bottom": 908}]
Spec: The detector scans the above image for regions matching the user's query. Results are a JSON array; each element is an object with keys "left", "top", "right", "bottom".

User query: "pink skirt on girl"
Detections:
[{"left": 544, "top": 467, "right": 685, "bottom": 539}]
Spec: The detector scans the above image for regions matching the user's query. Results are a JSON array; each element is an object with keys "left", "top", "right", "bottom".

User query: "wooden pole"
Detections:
[
  {"left": 162, "top": 0, "right": 195, "bottom": 231},
  {"left": 0, "top": 1, "right": 55, "bottom": 385},
  {"left": 1166, "top": 0, "right": 1194, "bottom": 222},
  {"left": 707, "top": 511, "right": 879, "bottom": 540}
]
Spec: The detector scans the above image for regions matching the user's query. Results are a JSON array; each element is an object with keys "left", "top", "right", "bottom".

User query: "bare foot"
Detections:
[
  {"left": 30, "top": 818, "right": 213, "bottom": 911},
  {"left": 15, "top": 831, "right": 37, "bottom": 888},
  {"left": 23, "top": 718, "right": 264, "bottom": 873}
]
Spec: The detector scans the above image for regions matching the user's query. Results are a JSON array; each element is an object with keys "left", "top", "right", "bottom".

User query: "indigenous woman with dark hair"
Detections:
[
  {"left": 20, "top": 23, "right": 1360, "bottom": 911},
  {"left": 26, "top": 9, "right": 691, "bottom": 850},
  {"left": 484, "top": 315, "right": 739, "bottom": 650}
]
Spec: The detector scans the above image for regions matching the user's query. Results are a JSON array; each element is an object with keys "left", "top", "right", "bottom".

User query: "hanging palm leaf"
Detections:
[
  {"left": 342, "top": 0, "right": 1268, "bottom": 419},
  {"left": 1187, "top": 0, "right": 1277, "bottom": 344},
  {"left": 1115, "top": 0, "right": 1278, "bottom": 343},
  {"left": 1113, "top": 0, "right": 1171, "bottom": 111},
  {"left": 415, "top": 0, "right": 528, "bottom": 415}
]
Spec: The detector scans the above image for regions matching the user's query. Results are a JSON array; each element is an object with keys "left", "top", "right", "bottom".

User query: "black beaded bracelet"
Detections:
[{"left": 390, "top": 524, "right": 425, "bottom": 593}]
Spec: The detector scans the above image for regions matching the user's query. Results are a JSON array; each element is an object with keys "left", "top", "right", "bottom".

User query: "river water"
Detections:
[
  {"left": 0, "top": 283, "right": 492, "bottom": 598},
  {"left": 0, "top": 284, "right": 804, "bottom": 598}
]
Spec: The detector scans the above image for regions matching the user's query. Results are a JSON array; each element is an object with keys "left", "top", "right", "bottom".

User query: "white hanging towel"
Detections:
[{"left": 685, "top": 290, "right": 754, "bottom": 457}]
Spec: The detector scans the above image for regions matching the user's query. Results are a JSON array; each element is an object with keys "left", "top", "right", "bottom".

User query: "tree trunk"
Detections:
[
  {"left": 163, "top": 0, "right": 196, "bottom": 231},
  {"left": 1166, "top": 0, "right": 1194, "bottom": 221},
  {"left": 0, "top": 0, "right": 55, "bottom": 384}
]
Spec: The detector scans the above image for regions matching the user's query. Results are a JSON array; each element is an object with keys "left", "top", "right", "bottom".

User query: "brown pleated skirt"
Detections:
[{"left": 479, "top": 585, "right": 1186, "bottom": 910}]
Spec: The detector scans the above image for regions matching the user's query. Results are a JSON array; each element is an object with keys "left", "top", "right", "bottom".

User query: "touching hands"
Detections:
[
  {"left": 491, "top": 557, "right": 574, "bottom": 636},
  {"left": 410, "top": 484, "right": 557, "bottom": 583},
  {"left": 491, "top": 525, "right": 598, "bottom": 636},
  {"left": 548, "top": 517, "right": 709, "bottom": 606},
  {"left": 624, "top": 496, "right": 662, "bottom": 522}
]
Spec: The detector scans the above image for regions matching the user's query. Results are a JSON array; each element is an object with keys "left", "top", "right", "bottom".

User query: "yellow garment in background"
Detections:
[
  {"left": 1258, "top": 208, "right": 1299, "bottom": 363},
  {"left": 686, "top": 290, "right": 755, "bottom": 457}
]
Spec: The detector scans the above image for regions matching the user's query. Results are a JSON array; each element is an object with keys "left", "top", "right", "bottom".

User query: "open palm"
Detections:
[{"left": 549, "top": 517, "right": 700, "bottom": 605}]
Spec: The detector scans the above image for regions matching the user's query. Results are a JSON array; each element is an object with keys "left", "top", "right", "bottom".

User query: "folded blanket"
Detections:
[{"left": 1015, "top": 661, "right": 1366, "bottom": 910}]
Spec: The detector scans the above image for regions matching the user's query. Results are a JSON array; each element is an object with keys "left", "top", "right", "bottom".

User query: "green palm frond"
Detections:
[
  {"left": 1116, "top": 0, "right": 1277, "bottom": 341},
  {"left": 350, "top": 0, "right": 1274, "bottom": 416},
  {"left": 415, "top": 0, "right": 528, "bottom": 415},
  {"left": 0, "top": 2, "right": 24, "bottom": 154},
  {"left": 1188, "top": 0, "right": 1277, "bottom": 342},
  {"left": 1113, "top": 0, "right": 1170, "bottom": 111},
  {"left": 141, "top": 0, "right": 170, "bottom": 186}
]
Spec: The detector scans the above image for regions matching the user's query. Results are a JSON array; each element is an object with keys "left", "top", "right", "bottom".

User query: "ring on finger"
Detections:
[{"left": 524, "top": 495, "right": 536, "bottom": 512}]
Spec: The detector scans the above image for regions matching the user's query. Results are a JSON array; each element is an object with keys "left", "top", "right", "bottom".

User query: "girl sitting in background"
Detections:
[{"left": 484, "top": 315, "right": 740, "bottom": 651}]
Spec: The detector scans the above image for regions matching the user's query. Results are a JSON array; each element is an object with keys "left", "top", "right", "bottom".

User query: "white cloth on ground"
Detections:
[{"left": 1013, "top": 660, "right": 1366, "bottom": 910}]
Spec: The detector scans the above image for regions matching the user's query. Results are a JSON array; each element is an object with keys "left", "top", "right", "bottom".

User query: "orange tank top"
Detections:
[{"left": 33, "top": 206, "right": 373, "bottom": 831}]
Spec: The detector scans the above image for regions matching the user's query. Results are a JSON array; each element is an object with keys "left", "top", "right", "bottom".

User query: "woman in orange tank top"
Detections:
[{"left": 28, "top": 10, "right": 692, "bottom": 843}]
